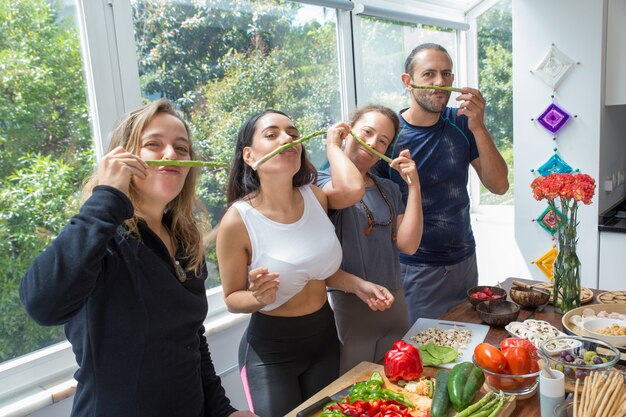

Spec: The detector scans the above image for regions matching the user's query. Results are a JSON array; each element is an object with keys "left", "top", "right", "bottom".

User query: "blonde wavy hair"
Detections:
[{"left": 83, "top": 99, "right": 208, "bottom": 276}]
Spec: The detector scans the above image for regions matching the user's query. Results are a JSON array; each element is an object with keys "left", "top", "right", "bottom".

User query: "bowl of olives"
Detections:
[{"left": 539, "top": 336, "right": 620, "bottom": 383}]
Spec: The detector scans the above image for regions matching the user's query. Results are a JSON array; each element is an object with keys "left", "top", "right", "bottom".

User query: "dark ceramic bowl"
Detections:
[
  {"left": 509, "top": 286, "right": 550, "bottom": 308},
  {"left": 467, "top": 285, "right": 508, "bottom": 308},
  {"left": 476, "top": 299, "right": 520, "bottom": 327}
]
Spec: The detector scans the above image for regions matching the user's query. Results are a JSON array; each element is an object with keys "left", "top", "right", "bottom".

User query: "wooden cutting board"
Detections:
[{"left": 286, "top": 361, "right": 516, "bottom": 417}]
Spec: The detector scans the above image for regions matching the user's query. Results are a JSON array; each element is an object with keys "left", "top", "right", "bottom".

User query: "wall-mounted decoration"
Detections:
[
  {"left": 535, "top": 205, "right": 562, "bottom": 236},
  {"left": 536, "top": 153, "right": 574, "bottom": 176},
  {"left": 531, "top": 44, "right": 575, "bottom": 89},
  {"left": 531, "top": 246, "right": 557, "bottom": 281},
  {"left": 537, "top": 102, "right": 571, "bottom": 134}
]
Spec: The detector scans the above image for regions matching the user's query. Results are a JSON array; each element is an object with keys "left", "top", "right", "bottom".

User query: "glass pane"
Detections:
[
  {"left": 477, "top": 0, "right": 513, "bottom": 205},
  {"left": 356, "top": 16, "right": 457, "bottom": 111},
  {"left": 131, "top": 0, "right": 342, "bottom": 289},
  {"left": 0, "top": 0, "right": 93, "bottom": 362}
]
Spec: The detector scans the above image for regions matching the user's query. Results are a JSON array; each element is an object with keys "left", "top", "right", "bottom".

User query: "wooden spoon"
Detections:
[{"left": 512, "top": 280, "right": 550, "bottom": 295}]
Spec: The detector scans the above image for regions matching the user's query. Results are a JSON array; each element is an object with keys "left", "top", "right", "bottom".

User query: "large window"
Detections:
[
  {"left": 476, "top": 0, "right": 513, "bottom": 205},
  {"left": 355, "top": 16, "right": 457, "bottom": 111},
  {"left": 130, "top": 0, "right": 342, "bottom": 288},
  {"left": 0, "top": 0, "right": 93, "bottom": 363}
]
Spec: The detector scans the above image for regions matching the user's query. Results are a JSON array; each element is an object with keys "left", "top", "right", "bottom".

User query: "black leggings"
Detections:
[{"left": 238, "top": 302, "right": 340, "bottom": 417}]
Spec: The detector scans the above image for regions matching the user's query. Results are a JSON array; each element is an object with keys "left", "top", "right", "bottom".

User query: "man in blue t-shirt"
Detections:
[{"left": 373, "top": 43, "right": 509, "bottom": 323}]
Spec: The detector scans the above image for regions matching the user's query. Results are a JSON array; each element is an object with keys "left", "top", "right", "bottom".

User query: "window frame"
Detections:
[{"left": 0, "top": 0, "right": 475, "bottom": 411}]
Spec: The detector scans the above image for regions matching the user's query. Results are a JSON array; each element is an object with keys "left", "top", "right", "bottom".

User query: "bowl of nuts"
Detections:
[
  {"left": 539, "top": 335, "right": 620, "bottom": 383},
  {"left": 582, "top": 318, "right": 626, "bottom": 346}
]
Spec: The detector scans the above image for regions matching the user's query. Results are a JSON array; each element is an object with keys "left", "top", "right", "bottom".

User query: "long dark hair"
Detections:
[{"left": 226, "top": 109, "right": 317, "bottom": 204}]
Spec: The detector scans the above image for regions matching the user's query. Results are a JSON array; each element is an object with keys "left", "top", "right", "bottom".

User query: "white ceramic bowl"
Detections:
[{"left": 583, "top": 318, "right": 626, "bottom": 346}]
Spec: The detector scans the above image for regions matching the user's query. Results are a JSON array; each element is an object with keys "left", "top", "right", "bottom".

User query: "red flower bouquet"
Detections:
[{"left": 530, "top": 173, "right": 596, "bottom": 312}]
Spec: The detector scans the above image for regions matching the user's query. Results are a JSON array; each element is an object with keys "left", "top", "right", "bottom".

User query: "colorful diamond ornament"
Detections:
[
  {"left": 537, "top": 205, "right": 562, "bottom": 236},
  {"left": 532, "top": 44, "right": 575, "bottom": 89},
  {"left": 532, "top": 246, "right": 558, "bottom": 281},
  {"left": 537, "top": 102, "right": 571, "bottom": 134},
  {"left": 537, "top": 154, "right": 573, "bottom": 176}
]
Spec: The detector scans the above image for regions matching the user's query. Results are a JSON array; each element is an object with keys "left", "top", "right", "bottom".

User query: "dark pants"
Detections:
[
  {"left": 238, "top": 302, "right": 340, "bottom": 417},
  {"left": 402, "top": 253, "right": 478, "bottom": 324}
]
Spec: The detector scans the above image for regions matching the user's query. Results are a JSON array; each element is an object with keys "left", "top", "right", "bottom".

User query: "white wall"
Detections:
[{"left": 513, "top": 0, "right": 604, "bottom": 289}]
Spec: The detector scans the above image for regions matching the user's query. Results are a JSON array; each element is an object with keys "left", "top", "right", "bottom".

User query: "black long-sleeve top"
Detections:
[{"left": 20, "top": 186, "right": 237, "bottom": 417}]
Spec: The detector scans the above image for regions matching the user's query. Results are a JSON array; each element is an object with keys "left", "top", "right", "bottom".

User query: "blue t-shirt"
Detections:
[{"left": 373, "top": 107, "right": 479, "bottom": 266}]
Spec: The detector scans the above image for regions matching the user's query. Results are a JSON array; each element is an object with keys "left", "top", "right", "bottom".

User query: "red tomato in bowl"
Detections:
[
  {"left": 500, "top": 337, "right": 538, "bottom": 360},
  {"left": 474, "top": 343, "right": 507, "bottom": 373},
  {"left": 487, "top": 374, "right": 519, "bottom": 391},
  {"left": 517, "top": 360, "right": 540, "bottom": 389},
  {"left": 503, "top": 346, "right": 532, "bottom": 376}
]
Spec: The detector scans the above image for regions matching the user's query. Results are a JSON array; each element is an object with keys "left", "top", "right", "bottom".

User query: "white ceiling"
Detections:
[{"left": 381, "top": 0, "right": 492, "bottom": 15}]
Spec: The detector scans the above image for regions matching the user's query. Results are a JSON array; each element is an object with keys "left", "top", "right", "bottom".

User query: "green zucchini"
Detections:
[{"left": 430, "top": 369, "right": 451, "bottom": 417}]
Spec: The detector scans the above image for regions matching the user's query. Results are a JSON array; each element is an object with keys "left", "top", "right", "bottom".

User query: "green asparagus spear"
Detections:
[
  {"left": 410, "top": 84, "right": 464, "bottom": 93},
  {"left": 250, "top": 130, "right": 327, "bottom": 171},
  {"left": 145, "top": 160, "right": 227, "bottom": 168},
  {"left": 452, "top": 391, "right": 496, "bottom": 417},
  {"left": 349, "top": 130, "right": 392, "bottom": 164}
]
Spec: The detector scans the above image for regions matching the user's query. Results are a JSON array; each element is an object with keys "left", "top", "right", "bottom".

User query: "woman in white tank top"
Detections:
[{"left": 216, "top": 110, "right": 394, "bottom": 417}]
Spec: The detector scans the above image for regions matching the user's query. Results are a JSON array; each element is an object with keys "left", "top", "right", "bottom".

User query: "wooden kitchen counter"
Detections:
[
  {"left": 287, "top": 277, "right": 623, "bottom": 417},
  {"left": 440, "top": 277, "right": 625, "bottom": 417}
]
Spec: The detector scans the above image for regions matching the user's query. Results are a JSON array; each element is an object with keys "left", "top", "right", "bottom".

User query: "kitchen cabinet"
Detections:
[
  {"left": 606, "top": 0, "right": 626, "bottom": 106},
  {"left": 599, "top": 231, "right": 626, "bottom": 290}
]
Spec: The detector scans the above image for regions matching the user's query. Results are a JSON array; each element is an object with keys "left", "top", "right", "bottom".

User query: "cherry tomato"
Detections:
[
  {"left": 503, "top": 346, "right": 532, "bottom": 376},
  {"left": 500, "top": 337, "right": 539, "bottom": 360},
  {"left": 474, "top": 343, "right": 507, "bottom": 373}
]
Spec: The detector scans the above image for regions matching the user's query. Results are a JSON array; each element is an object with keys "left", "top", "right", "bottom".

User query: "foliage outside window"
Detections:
[
  {"left": 131, "top": 0, "right": 342, "bottom": 288},
  {"left": 356, "top": 16, "right": 457, "bottom": 111},
  {"left": 0, "top": 0, "right": 92, "bottom": 362},
  {"left": 477, "top": 0, "right": 513, "bottom": 205}
]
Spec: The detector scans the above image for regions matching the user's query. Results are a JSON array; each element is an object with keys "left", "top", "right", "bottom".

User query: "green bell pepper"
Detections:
[{"left": 447, "top": 362, "right": 485, "bottom": 412}]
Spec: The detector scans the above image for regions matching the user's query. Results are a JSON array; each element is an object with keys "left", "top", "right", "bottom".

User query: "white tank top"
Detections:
[{"left": 232, "top": 185, "right": 343, "bottom": 311}]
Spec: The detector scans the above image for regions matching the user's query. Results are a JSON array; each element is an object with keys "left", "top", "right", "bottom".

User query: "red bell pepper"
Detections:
[{"left": 384, "top": 340, "right": 423, "bottom": 382}]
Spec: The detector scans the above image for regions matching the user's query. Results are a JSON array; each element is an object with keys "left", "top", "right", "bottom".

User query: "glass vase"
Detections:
[{"left": 552, "top": 243, "right": 581, "bottom": 313}]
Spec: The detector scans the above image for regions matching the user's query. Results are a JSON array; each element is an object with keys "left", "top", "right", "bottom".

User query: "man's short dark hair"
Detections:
[{"left": 404, "top": 43, "right": 453, "bottom": 75}]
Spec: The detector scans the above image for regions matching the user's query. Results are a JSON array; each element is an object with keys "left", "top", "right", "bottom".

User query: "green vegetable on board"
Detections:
[
  {"left": 410, "top": 84, "right": 464, "bottom": 93},
  {"left": 448, "top": 362, "right": 486, "bottom": 412},
  {"left": 419, "top": 342, "right": 460, "bottom": 366},
  {"left": 430, "top": 369, "right": 451, "bottom": 417},
  {"left": 451, "top": 391, "right": 508, "bottom": 417},
  {"left": 345, "top": 371, "right": 414, "bottom": 408}
]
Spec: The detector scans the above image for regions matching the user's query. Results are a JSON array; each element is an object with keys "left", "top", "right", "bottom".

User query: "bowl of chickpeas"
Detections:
[{"left": 583, "top": 318, "right": 626, "bottom": 346}]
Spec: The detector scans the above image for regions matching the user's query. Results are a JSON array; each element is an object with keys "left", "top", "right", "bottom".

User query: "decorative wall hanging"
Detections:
[
  {"left": 531, "top": 245, "right": 558, "bottom": 281},
  {"left": 531, "top": 44, "right": 576, "bottom": 89},
  {"left": 535, "top": 205, "right": 563, "bottom": 236},
  {"left": 536, "top": 102, "right": 572, "bottom": 134},
  {"left": 534, "top": 152, "right": 574, "bottom": 176}
]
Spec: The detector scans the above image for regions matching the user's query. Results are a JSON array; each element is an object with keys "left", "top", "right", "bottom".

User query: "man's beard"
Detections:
[{"left": 411, "top": 90, "right": 450, "bottom": 113}]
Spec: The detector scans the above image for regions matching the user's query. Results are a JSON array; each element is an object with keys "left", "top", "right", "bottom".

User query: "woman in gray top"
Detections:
[{"left": 317, "top": 105, "right": 423, "bottom": 374}]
